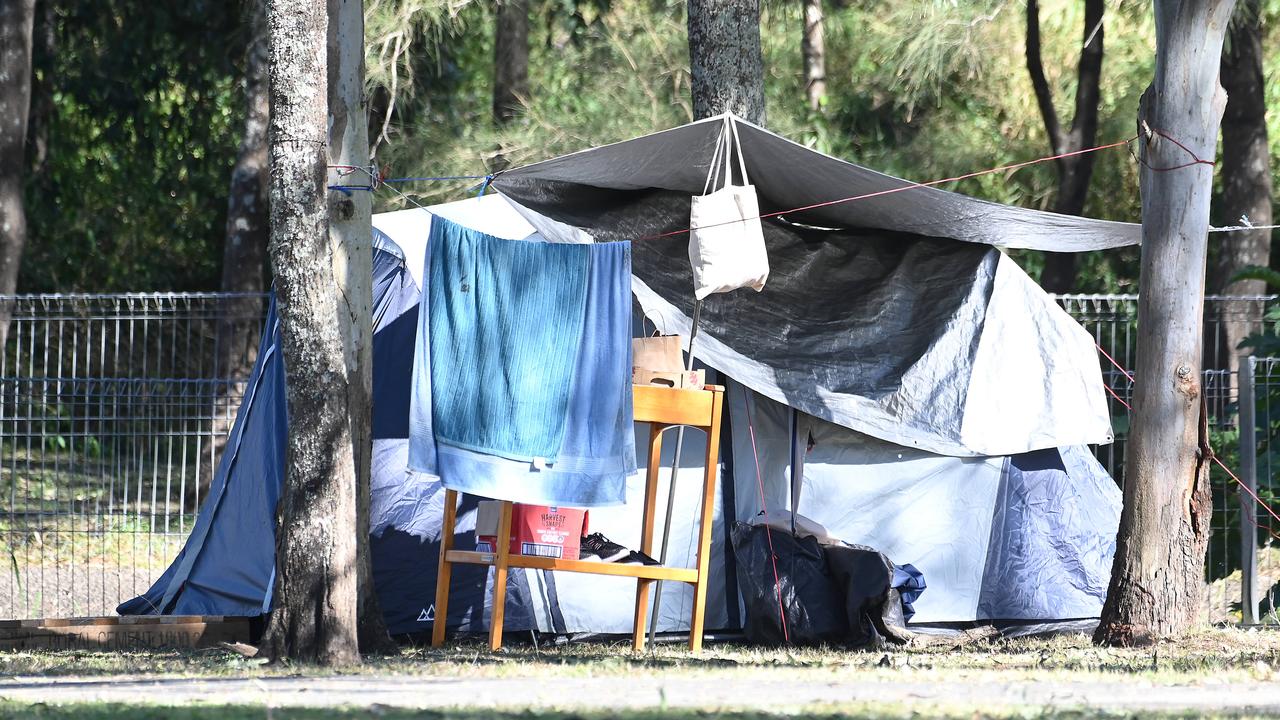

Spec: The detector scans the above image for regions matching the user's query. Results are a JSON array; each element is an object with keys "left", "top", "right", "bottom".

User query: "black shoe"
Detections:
[
  {"left": 579, "top": 532, "right": 630, "bottom": 563},
  {"left": 622, "top": 550, "right": 661, "bottom": 566}
]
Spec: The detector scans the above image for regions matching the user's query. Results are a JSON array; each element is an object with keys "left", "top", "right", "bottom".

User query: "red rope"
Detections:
[
  {"left": 1094, "top": 343, "right": 1280, "bottom": 544},
  {"left": 638, "top": 136, "right": 1139, "bottom": 242},
  {"left": 743, "top": 395, "right": 790, "bottom": 644}
]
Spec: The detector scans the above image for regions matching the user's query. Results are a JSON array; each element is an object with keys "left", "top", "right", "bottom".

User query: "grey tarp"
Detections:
[{"left": 494, "top": 114, "right": 1121, "bottom": 457}]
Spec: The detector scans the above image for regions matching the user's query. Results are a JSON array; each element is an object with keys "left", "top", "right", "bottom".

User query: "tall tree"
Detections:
[
  {"left": 220, "top": 0, "right": 272, "bottom": 375},
  {"left": 1094, "top": 0, "right": 1236, "bottom": 646},
  {"left": 1025, "top": 0, "right": 1104, "bottom": 293},
  {"left": 1209, "top": 0, "right": 1271, "bottom": 367},
  {"left": 0, "top": 0, "right": 36, "bottom": 352},
  {"left": 688, "top": 0, "right": 766, "bottom": 124},
  {"left": 326, "top": 0, "right": 395, "bottom": 655},
  {"left": 492, "top": 0, "right": 529, "bottom": 124},
  {"left": 196, "top": 0, "right": 274, "bottom": 510},
  {"left": 802, "top": 0, "right": 826, "bottom": 112},
  {"left": 261, "top": 0, "right": 360, "bottom": 665}
]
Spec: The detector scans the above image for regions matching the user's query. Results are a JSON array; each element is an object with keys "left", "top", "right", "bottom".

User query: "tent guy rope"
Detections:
[{"left": 1094, "top": 345, "right": 1280, "bottom": 544}]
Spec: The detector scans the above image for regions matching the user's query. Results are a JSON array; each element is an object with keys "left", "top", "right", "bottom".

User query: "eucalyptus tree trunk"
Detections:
[
  {"left": 492, "top": 0, "right": 529, "bottom": 124},
  {"left": 197, "top": 0, "right": 273, "bottom": 510},
  {"left": 801, "top": 0, "right": 825, "bottom": 112},
  {"left": 1094, "top": 0, "right": 1236, "bottom": 646},
  {"left": 1210, "top": 0, "right": 1270, "bottom": 370},
  {"left": 327, "top": 0, "right": 395, "bottom": 655},
  {"left": 688, "top": 0, "right": 766, "bottom": 124},
  {"left": 261, "top": 0, "right": 359, "bottom": 665},
  {"left": 220, "top": 0, "right": 271, "bottom": 373},
  {"left": 0, "top": 0, "right": 35, "bottom": 353},
  {"left": 1025, "top": 0, "right": 1104, "bottom": 293}
]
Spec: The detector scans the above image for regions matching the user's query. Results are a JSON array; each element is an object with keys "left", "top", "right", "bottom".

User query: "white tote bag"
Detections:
[{"left": 688, "top": 118, "right": 770, "bottom": 301}]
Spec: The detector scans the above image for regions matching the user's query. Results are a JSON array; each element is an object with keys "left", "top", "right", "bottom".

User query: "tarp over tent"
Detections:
[
  {"left": 495, "top": 114, "right": 1134, "bottom": 458},
  {"left": 122, "top": 116, "right": 1125, "bottom": 633}
]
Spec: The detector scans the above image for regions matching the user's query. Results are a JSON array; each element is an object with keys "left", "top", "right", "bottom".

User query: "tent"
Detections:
[{"left": 121, "top": 115, "right": 1126, "bottom": 634}]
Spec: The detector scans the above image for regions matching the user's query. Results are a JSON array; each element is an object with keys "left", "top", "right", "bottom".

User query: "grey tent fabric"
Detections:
[
  {"left": 495, "top": 115, "right": 1114, "bottom": 457},
  {"left": 495, "top": 114, "right": 1140, "bottom": 251},
  {"left": 727, "top": 383, "right": 1119, "bottom": 623}
]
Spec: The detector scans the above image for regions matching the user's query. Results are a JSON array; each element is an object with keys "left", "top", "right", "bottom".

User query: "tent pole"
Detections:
[{"left": 648, "top": 300, "right": 703, "bottom": 647}]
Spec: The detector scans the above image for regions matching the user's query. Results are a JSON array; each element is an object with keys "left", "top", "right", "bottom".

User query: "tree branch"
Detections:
[
  {"left": 1070, "top": 0, "right": 1104, "bottom": 151},
  {"left": 1025, "top": 0, "right": 1062, "bottom": 153}
]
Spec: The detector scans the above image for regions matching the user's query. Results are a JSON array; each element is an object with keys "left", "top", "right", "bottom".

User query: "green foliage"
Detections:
[
  {"left": 15, "top": 0, "right": 1280, "bottom": 292},
  {"left": 21, "top": 0, "right": 247, "bottom": 292}
]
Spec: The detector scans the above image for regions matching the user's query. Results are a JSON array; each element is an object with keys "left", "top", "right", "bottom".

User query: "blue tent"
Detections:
[{"left": 122, "top": 191, "right": 1121, "bottom": 634}]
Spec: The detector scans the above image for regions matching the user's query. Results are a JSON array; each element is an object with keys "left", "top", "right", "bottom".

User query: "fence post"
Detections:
[{"left": 1239, "top": 355, "right": 1259, "bottom": 625}]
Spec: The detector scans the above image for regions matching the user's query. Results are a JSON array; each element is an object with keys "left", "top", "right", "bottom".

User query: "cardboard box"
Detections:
[
  {"left": 475, "top": 501, "right": 589, "bottom": 560},
  {"left": 632, "top": 367, "right": 706, "bottom": 389}
]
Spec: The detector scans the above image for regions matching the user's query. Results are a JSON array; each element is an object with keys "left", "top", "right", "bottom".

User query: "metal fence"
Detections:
[
  {"left": 0, "top": 291, "right": 1276, "bottom": 622},
  {"left": 0, "top": 294, "right": 267, "bottom": 619},
  {"left": 1237, "top": 356, "right": 1280, "bottom": 624}
]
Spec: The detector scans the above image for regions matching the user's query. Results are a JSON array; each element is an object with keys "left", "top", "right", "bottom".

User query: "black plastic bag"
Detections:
[
  {"left": 824, "top": 543, "right": 913, "bottom": 645},
  {"left": 731, "top": 522, "right": 848, "bottom": 645}
]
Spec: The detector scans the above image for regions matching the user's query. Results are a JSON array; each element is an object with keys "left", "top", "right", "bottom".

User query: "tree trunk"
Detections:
[
  {"left": 195, "top": 0, "right": 274, "bottom": 512},
  {"left": 1209, "top": 0, "right": 1270, "bottom": 370},
  {"left": 492, "top": 0, "right": 529, "bottom": 124},
  {"left": 327, "top": 0, "right": 395, "bottom": 655},
  {"left": 688, "top": 0, "right": 766, "bottom": 124},
  {"left": 26, "top": 0, "right": 51, "bottom": 181},
  {"left": 1025, "top": 0, "right": 1104, "bottom": 294},
  {"left": 221, "top": 0, "right": 271, "bottom": 374},
  {"left": 0, "top": 0, "right": 35, "bottom": 354},
  {"left": 1094, "top": 0, "right": 1236, "bottom": 647},
  {"left": 261, "top": 0, "right": 360, "bottom": 666},
  {"left": 801, "top": 0, "right": 825, "bottom": 112}
]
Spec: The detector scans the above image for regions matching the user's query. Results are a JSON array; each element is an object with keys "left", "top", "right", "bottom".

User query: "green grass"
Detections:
[{"left": 0, "top": 629, "right": 1278, "bottom": 718}]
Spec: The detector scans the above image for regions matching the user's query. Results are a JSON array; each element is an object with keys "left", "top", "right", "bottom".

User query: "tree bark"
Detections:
[
  {"left": 0, "top": 0, "right": 35, "bottom": 353},
  {"left": 1025, "top": 0, "right": 1104, "bottom": 293},
  {"left": 25, "top": 0, "right": 51, "bottom": 181},
  {"left": 492, "top": 0, "right": 529, "bottom": 124},
  {"left": 327, "top": 0, "right": 395, "bottom": 655},
  {"left": 261, "top": 0, "right": 360, "bottom": 666},
  {"left": 1209, "top": 0, "right": 1270, "bottom": 369},
  {"left": 688, "top": 0, "right": 766, "bottom": 124},
  {"left": 221, "top": 0, "right": 271, "bottom": 374},
  {"left": 1094, "top": 0, "right": 1236, "bottom": 647},
  {"left": 195, "top": 0, "right": 274, "bottom": 512},
  {"left": 801, "top": 0, "right": 825, "bottom": 112}
]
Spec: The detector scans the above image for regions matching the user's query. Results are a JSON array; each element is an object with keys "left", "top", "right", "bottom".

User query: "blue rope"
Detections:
[{"left": 328, "top": 185, "right": 375, "bottom": 195}]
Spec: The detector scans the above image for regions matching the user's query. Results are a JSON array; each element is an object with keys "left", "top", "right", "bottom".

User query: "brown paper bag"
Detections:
[{"left": 632, "top": 334, "right": 685, "bottom": 373}]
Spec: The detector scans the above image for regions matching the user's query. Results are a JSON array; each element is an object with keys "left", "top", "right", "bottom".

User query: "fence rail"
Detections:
[
  {"left": 1, "top": 293, "right": 267, "bottom": 619},
  {"left": 0, "top": 292, "right": 1276, "bottom": 622}
]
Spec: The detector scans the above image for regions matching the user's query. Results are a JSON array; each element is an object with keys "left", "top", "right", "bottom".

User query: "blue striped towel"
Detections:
[{"left": 427, "top": 217, "right": 588, "bottom": 463}]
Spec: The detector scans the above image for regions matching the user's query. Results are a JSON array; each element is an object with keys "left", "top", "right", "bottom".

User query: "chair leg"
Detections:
[
  {"left": 431, "top": 489, "right": 458, "bottom": 647},
  {"left": 488, "top": 500, "right": 514, "bottom": 651}
]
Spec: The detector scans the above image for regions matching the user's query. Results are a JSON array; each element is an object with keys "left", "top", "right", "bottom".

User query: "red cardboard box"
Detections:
[{"left": 475, "top": 501, "right": 589, "bottom": 560}]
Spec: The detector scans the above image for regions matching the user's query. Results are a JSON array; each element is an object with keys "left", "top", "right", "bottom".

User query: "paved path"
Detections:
[{"left": 2, "top": 674, "right": 1278, "bottom": 714}]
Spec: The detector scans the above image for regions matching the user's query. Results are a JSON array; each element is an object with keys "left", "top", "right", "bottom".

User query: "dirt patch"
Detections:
[{"left": 0, "top": 565, "right": 163, "bottom": 619}]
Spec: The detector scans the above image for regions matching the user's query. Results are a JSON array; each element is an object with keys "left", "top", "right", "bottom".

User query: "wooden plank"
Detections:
[
  {"left": 632, "top": 385, "right": 719, "bottom": 426},
  {"left": 489, "top": 500, "right": 515, "bottom": 651},
  {"left": 0, "top": 617, "right": 249, "bottom": 651},
  {"left": 633, "top": 422, "right": 665, "bottom": 652},
  {"left": 688, "top": 385, "right": 725, "bottom": 653},
  {"left": 431, "top": 489, "right": 459, "bottom": 647},
  {"left": 444, "top": 550, "right": 698, "bottom": 583}
]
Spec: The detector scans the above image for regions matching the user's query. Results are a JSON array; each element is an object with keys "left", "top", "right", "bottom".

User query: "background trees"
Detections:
[
  {"left": 0, "top": 0, "right": 36, "bottom": 352},
  {"left": 7, "top": 0, "right": 1277, "bottom": 297}
]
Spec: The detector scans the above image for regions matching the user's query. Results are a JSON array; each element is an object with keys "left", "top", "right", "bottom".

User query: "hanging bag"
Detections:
[{"left": 688, "top": 117, "right": 770, "bottom": 300}]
